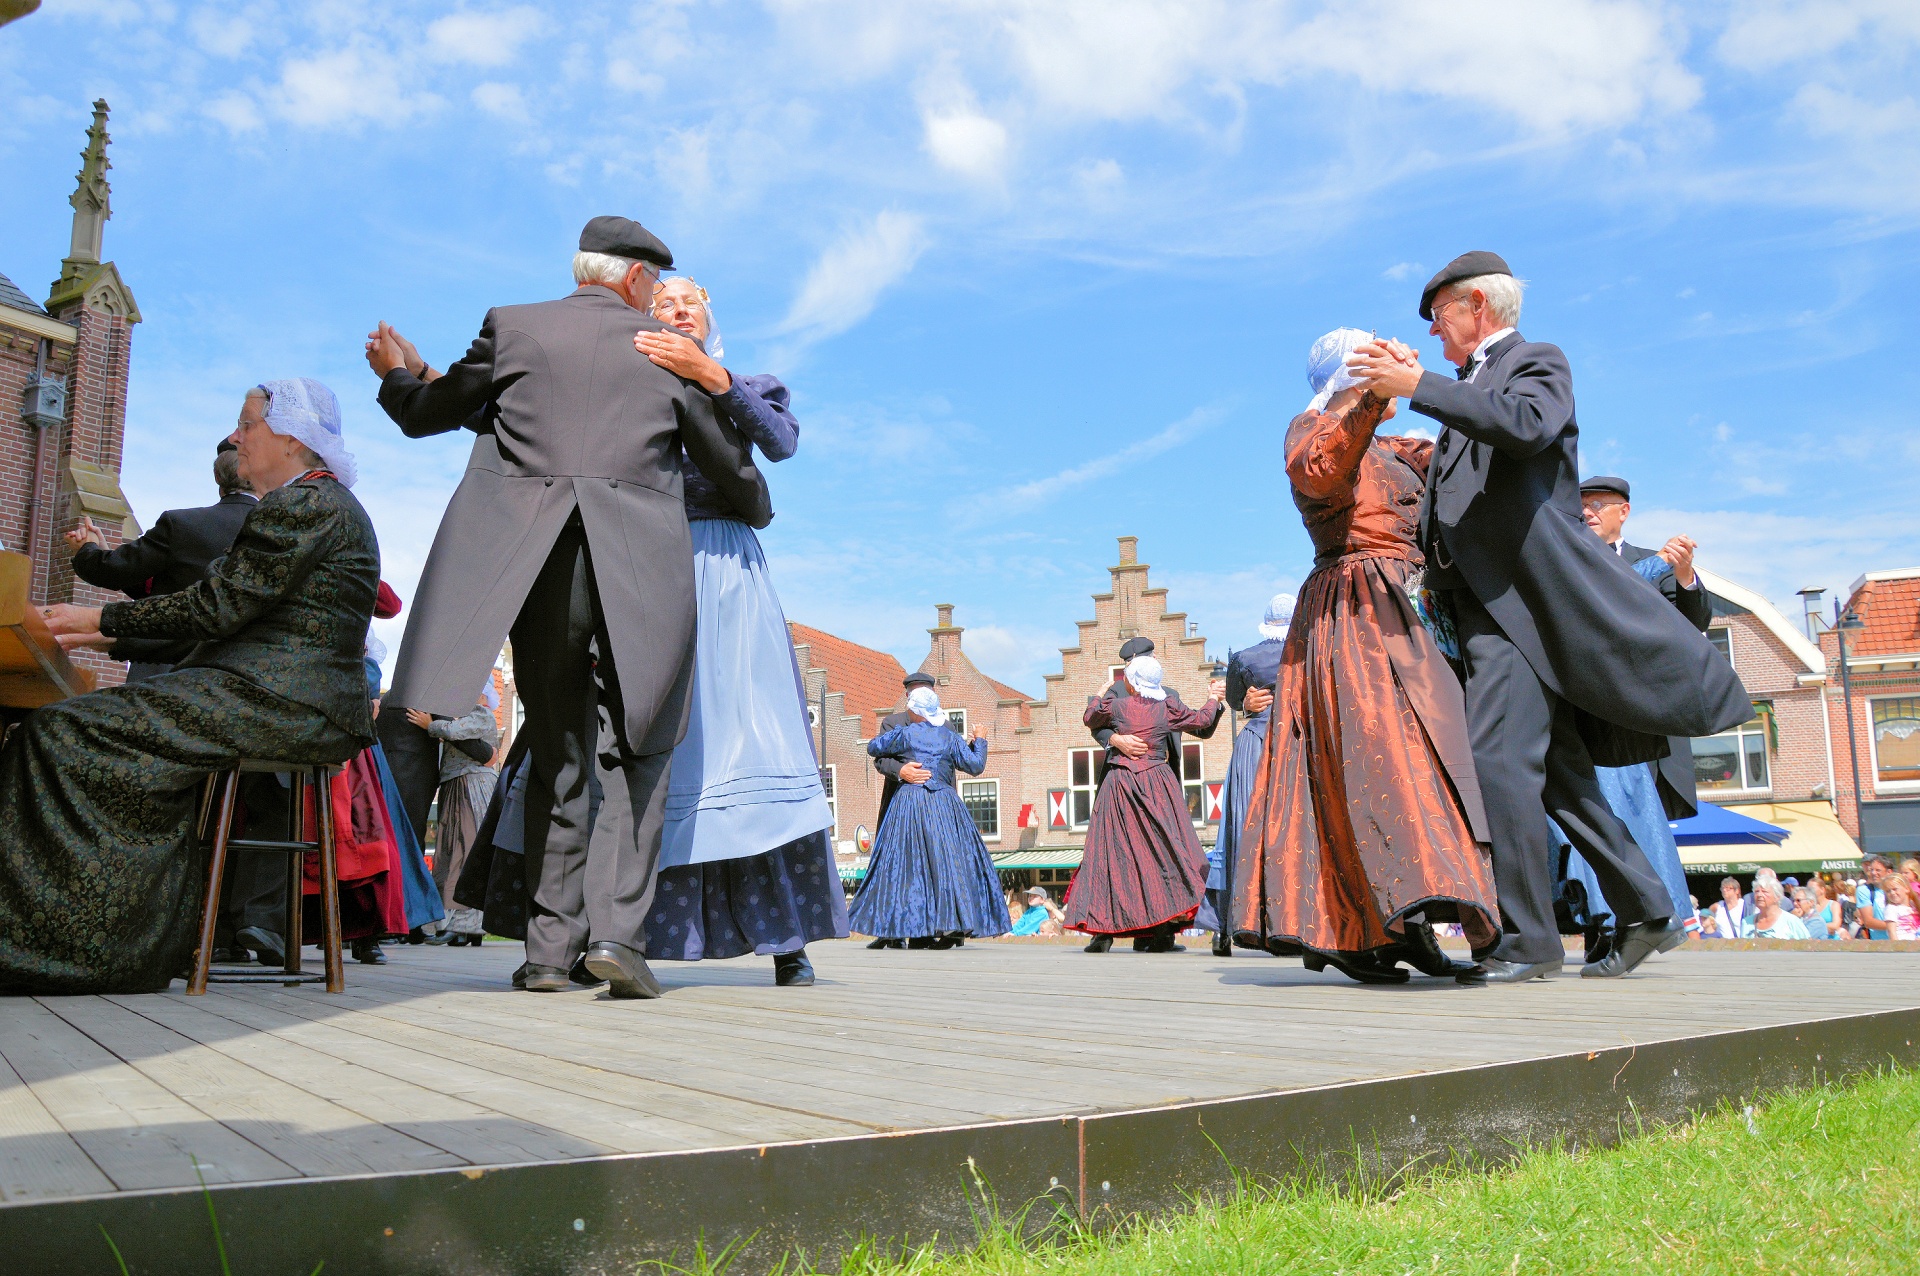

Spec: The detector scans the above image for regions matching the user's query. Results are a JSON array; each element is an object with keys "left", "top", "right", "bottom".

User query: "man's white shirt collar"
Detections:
[{"left": 1464, "top": 327, "right": 1517, "bottom": 382}]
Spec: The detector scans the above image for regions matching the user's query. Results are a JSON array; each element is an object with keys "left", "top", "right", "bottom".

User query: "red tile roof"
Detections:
[
  {"left": 985, "top": 675, "right": 1035, "bottom": 726},
  {"left": 789, "top": 622, "right": 907, "bottom": 736},
  {"left": 1844, "top": 572, "right": 1920, "bottom": 658}
]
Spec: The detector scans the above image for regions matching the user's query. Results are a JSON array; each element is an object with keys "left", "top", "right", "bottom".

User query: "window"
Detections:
[
  {"left": 962, "top": 778, "right": 1000, "bottom": 839},
  {"left": 819, "top": 764, "right": 837, "bottom": 840},
  {"left": 1068, "top": 747, "right": 1107, "bottom": 828},
  {"left": 1693, "top": 706, "right": 1769, "bottom": 794},
  {"left": 1180, "top": 742, "right": 1205, "bottom": 820},
  {"left": 1872, "top": 697, "right": 1920, "bottom": 788},
  {"left": 1707, "top": 626, "right": 1733, "bottom": 667},
  {"left": 945, "top": 707, "right": 966, "bottom": 734}
]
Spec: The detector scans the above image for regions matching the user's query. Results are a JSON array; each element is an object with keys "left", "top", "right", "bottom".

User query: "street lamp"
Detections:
[{"left": 1834, "top": 603, "right": 1867, "bottom": 847}]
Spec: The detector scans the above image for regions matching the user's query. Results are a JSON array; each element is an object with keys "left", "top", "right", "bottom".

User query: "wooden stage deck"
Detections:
[{"left": 3, "top": 940, "right": 1918, "bottom": 1273}]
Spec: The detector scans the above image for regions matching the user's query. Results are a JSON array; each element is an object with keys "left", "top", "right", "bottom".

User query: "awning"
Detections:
[
  {"left": 1677, "top": 800, "right": 1862, "bottom": 876},
  {"left": 990, "top": 848, "right": 1084, "bottom": 871},
  {"left": 1670, "top": 803, "right": 1787, "bottom": 846}
]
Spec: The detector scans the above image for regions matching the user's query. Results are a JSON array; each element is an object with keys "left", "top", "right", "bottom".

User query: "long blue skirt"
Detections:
[
  {"left": 373, "top": 741, "right": 445, "bottom": 933},
  {"left": 660, "top": 518, "right": 832, "bottom": 869},
  {"left": 1197, "top": 716, "right": 1266, "bottom": 935},
  {"left": 646, "top": 832, "right": 849, "bottom": 960},
  {"left": 850, "top": 785, "right": 1010, "bottom": 940},
  {"left": 1559, "top": 761, "right": 1692, "bottom": 927}
]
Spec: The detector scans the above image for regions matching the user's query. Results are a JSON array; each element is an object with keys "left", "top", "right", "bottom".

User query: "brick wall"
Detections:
[
  {"left": 1702, "top": 612, "right": 1829, "bottom": 809},
  {"left": 1816, "top": 583, "right": 1920, "bottom": 839}
]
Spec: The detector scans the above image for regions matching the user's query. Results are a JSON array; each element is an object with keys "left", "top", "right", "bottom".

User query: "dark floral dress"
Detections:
[{"left": 0, "top": 475, "right": 379, "bottom": 994}]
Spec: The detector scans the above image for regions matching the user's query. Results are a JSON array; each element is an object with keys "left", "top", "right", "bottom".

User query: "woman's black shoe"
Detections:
[
  {"left": 1211, "top": 932, "right": 1233, "bottom": 957},
  {"left": 774, "top": 951, "right": 815, "bottom": 986},
  {"left": 1084, "top": 935, "right": 1113, "bottom": 953},
  {"left": 906, "top": 936, "right": 936, "bottom": 950},
  {"left": 1388, "top": 924, "right": 1474, "bottom": 977},
  {"left": 1321, "top": 949, "right": 1409, "bottom": 985},
  {"left": 351, "top": 939, "right": 387, "bottom": 965}
]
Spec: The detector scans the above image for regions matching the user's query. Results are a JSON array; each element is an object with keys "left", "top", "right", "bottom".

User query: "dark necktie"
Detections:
[{"left": 1458, "top": 358, "right": 1476, "bottom": 381}]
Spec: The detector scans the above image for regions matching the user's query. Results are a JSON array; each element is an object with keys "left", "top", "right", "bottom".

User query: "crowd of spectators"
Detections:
[{"left": 1692, "top": 856, "right": 1919, "bottom": 941}]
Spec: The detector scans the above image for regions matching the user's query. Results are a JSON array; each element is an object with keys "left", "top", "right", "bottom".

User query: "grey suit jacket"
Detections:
[
  {"left": 377, "top": 285, "right": 771, "bottom": 755},
  {"left": 1410, "top": 332, "right": 1750, "bottom": 748}
]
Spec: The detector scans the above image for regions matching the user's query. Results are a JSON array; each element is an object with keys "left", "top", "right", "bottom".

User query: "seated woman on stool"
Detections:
[{"left": 0, "top": 379, "right": 379, "bottom": 995}]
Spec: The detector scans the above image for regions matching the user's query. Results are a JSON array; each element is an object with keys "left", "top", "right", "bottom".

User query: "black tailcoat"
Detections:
[
  {"left": 72, "top": 492, "right": 258, "bottom": 668},
  {"left": 1412, "top": 333, "right": 1751, "bottom": 750}
]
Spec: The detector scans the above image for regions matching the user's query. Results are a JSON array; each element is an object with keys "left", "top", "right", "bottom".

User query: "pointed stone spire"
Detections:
[
  {"left": 62, "top": 99, "right": 112, "bottom": 279},
  {"left": 47, "top": 99, "right": 138, "bottom": 321}
]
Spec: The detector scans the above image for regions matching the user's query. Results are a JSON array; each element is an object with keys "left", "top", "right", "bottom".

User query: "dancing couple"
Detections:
[{"left": 1232, "top": 252, "right": 1751, "bottom": 985}]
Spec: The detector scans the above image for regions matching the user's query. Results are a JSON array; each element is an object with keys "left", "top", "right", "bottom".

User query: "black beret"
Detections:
[
  {"left": 1118, "top": 636, "right": 1155, "bottom": 661},
  {"left": 1419, "top": 250, "right": 1513, "bottom": 320},
  {"left": 902, "top": 671, "right": 937, "bottom": 689},
  {"left": 1579, "top": 475, "right": 1631, "bottom": 500},
  {"left": 578, "top": 215, "right": 673, "bottom": 269}
]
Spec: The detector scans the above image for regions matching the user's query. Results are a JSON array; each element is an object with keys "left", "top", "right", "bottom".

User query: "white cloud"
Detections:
[
  {"left": 202, "top": 89, "right": 262, "bottom": 133},
  {"left": 472, "top": 81, "right": 529, "bottom": 123},
  {"left": 1002, "top": 406, "right": 1226, "bottom": 510},
  {"left": 775, "top": 210, "right": 928, "bottom": 352},
  {"left": 923, "top": 106, "right": 1009, "bottom": 181},
  {"left": 270, "top": 46, "right": 440, "bottom": 128},
  {"left": 1790, "top": 83, "right": 1920, "bottom": 140},
  {"left": 426, "top": 7, "right": 543, "bottom": 68},
  {"left": 190, "top": 9, "right": 258, "bottom": 59},
  {"left": 1717, "top": 1, "right": 1920, "bottom": 71},
  {"left": 1383, "top": 261, "right": 1425, "bottom": 281}
]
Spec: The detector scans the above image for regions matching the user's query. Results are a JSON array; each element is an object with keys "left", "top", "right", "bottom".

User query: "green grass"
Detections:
[{"left": 652, "top": 1068, "right": 1920, "bottom": 1276}]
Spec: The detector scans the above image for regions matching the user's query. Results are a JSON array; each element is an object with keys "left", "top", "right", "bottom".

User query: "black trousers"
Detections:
[
  {"left": 1452, "top": 589, "right": 1671, "bottom": 964},
  {"left": 510, "top": 515, "right": 670, "bottom": 969}
]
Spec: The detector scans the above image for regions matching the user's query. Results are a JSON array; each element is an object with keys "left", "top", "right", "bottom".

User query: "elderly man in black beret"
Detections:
[
  {"left": 1345, "top": 252, "right": 1751, "bottom": 984},
  {"left": 365, "top": 215, "right": 770, "bottom": 999}
]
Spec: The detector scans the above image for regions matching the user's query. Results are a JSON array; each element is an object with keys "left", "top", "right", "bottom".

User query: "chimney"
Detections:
[
  {"left": 1797, "top": 587, "right": 1826, "bottom": 641},
  {"left": 1117, "top": 536, "right": 1137, "bottom": 566},
  {"left": 934, "top": 603, "right": 955, "bottom": 630}
]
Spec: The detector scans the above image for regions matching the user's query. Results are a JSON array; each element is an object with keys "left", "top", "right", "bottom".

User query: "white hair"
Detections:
[
  {"left": 572, "top": 250, "right": 648, "bottom": 287},
  {"left": 1445, "top": 273, "right": 1526, "bottom": 326}
]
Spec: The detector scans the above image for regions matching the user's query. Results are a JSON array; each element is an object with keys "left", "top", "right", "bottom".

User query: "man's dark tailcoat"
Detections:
[
  {"left": 1617, "top": 540, "right": 1713, "bottom": 820},
  {"left": 377, "top": 284, "right": 770, "bottom": 966},
  {"left": 71, "top": 491, "right": 258, "bottom": 674},
  {"left": 1411, "top": 331, "right": 1750, "bottom": 964}
]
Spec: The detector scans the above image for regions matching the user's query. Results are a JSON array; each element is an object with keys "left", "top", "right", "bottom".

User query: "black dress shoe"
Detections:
[
  {"left": 1457, "top": 956, "right": 1562, "bottom": 984},
  {"left": 522, "top": 963, "right": 571, "bottom": 992},
  {"left": 569, "top": 954, "right": 607, "bottom": 986},
  {"left": 237, "top": 926, "right": 285, "bottom": 968},
  {"left": 1084, "top": 935, "right": 1113, "bottom": 953},
  {"left": 582, "top": 941, "right": 664, "bottom": 999},
  {"left": 905, "top": 936, "right": 936, "bottom": 950},
  {"left": 1316, "top": 949, "right": 1411, "bottom": 985},
  {"left": 774, "top": 951, "right": 815, "bottom": 986},
  {"left": 351, "top": 938, "right": 388, "bottom": 965},
  {"left": 1581, "top": 917, "right": 1684, "bottom": 978},
  {"left": 1211, "top": 932, "right": 1233, "bottom": 957},
  {"left": 865, "top": 937, "right": 898, "bottom": 949},
  {"left": 1389, "top": 923, "right": 1476, "bottom": 977}
]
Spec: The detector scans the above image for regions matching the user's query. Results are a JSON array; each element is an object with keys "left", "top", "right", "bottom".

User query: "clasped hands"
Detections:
[
  {"left": 1109, "top": 679, "right": 1227, "bottom": 759},
  {"left": 1342, "top": 337, "right": 1425, "bottom": 401},
  {"left": 897, "top": 724, "right": 983, "bottom": 786}
]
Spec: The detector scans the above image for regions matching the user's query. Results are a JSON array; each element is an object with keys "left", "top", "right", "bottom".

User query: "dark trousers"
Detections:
[
  {"left": 1452, "top": 590, "right": 1671, "bottom": 964},
  {"left": 216, "top": 774, "right": 292, "bottom": 940},
  {"left": 511, "top": 515, "right": 670, "bottom": 969}
]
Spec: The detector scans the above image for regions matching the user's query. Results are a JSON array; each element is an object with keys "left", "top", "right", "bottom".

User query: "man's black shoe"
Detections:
[
  {"left": 569, "top": 954, "right": 606, "bottom": 986},
  {"left": 1211, "top": 932, "right": 1233, "bottom": 957},
  {"left": 237, "top": 926, "right": 285, "bottom": 968},
  {"left": 774, "top": 951, "right": 815, "bottom": 986},
  {"left": 1581, "top": 917, "right": 1685, "bottom": 978},
  {"left": 1084, "top": 935, "right": 1113, "bottom": 953},
  {"left": 1390, "top": 923, "right": 1475, "bottom": 977},
  {"left": 582, "top": 941, "right": 664, "bottom": 999},
  {"left": 1319, "top": 949, "right": 1410, "bottom": 984},
  {"left": 1457, "top": 956, "right": 1561, "bottom": 984},
  {"left": 351, "top": 938, "right": 387, "bottom": 965},
  {"left": 521, "top": 963, "right": 571, "bottom": 992}
]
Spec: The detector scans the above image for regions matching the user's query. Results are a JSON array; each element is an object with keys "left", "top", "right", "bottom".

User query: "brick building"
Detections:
[
  {"left": 1813, "top": 568, "right": 1920, "bottom": 858},
  {"left": 789, "top": 620, "right": 909, "bottom": 860},
  {"left": 2, "top": 100, "right": 143, "bottom": 687}
]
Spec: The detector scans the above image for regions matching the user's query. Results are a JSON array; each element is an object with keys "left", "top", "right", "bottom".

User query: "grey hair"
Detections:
[
  {"left": 1750, "top": 877, "right": 1781, "bottom": 902},
  {"left": 1444, "top": 273, "right": 1526, "bottom": 326},
  {"left": 572, "top": 250, "right": 648, "bottom": 288},
  {"left": 213, "top": 449, "right": 249, "bottom": 495}
]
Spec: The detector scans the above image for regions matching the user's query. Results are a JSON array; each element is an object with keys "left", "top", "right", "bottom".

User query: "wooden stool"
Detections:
[{"left": 187, "top": 760, "right": 345, "bottom": 994}]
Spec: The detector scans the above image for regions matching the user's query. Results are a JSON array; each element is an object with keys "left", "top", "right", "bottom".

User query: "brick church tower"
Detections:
[{"left": 0, "top": 99, "right": 143, "bottom": 685}]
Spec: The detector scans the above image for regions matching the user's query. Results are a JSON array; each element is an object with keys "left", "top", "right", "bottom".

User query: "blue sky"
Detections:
[{"left": 3, "top": 1, "right": 1916, "bottom": 695}]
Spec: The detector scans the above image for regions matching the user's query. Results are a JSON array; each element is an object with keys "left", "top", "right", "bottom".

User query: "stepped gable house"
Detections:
[
  {"left": 1, "top": 100, "right": 143, "bottom": 686},
  {"left": 1816, "top": 567, "right": 1920, "bottom": 857}
]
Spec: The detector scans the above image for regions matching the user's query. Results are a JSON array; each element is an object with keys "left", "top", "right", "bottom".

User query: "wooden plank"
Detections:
[
  {"left": 0, "top": 999, "right": 294, "bottom": 1190},
  {"left": 0, "top": 1047, "right": 114, "bottom": 1202},
  {"left": 42, "top": 998, "right": 460, "bottom": 1181}
]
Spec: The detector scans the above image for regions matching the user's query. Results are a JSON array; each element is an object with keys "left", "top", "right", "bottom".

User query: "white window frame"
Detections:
[
  {"left": 945, "top": 707, "right": 967, "bottom": 735},
  {"left": 1707, "top": 625, "right": 1734, "bottom": 670},
  {"left": 1179, "top": 740, "right": 1205, "bottom": 824},
  {"left": 1067, "top": 747, "right": 1105, "bottom": 829},
  {"left": 1868, "top": 695, "right": 1920, "bottom": 794},
  {"left": 1693, "top": 704, "right": 1770, "bottom": 798},
  {"left": 820, "top": 763, "right": 838, "bottom": 840},
  {"left": 961, "top": 777, "right": 1001, "bottom": 841}
]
